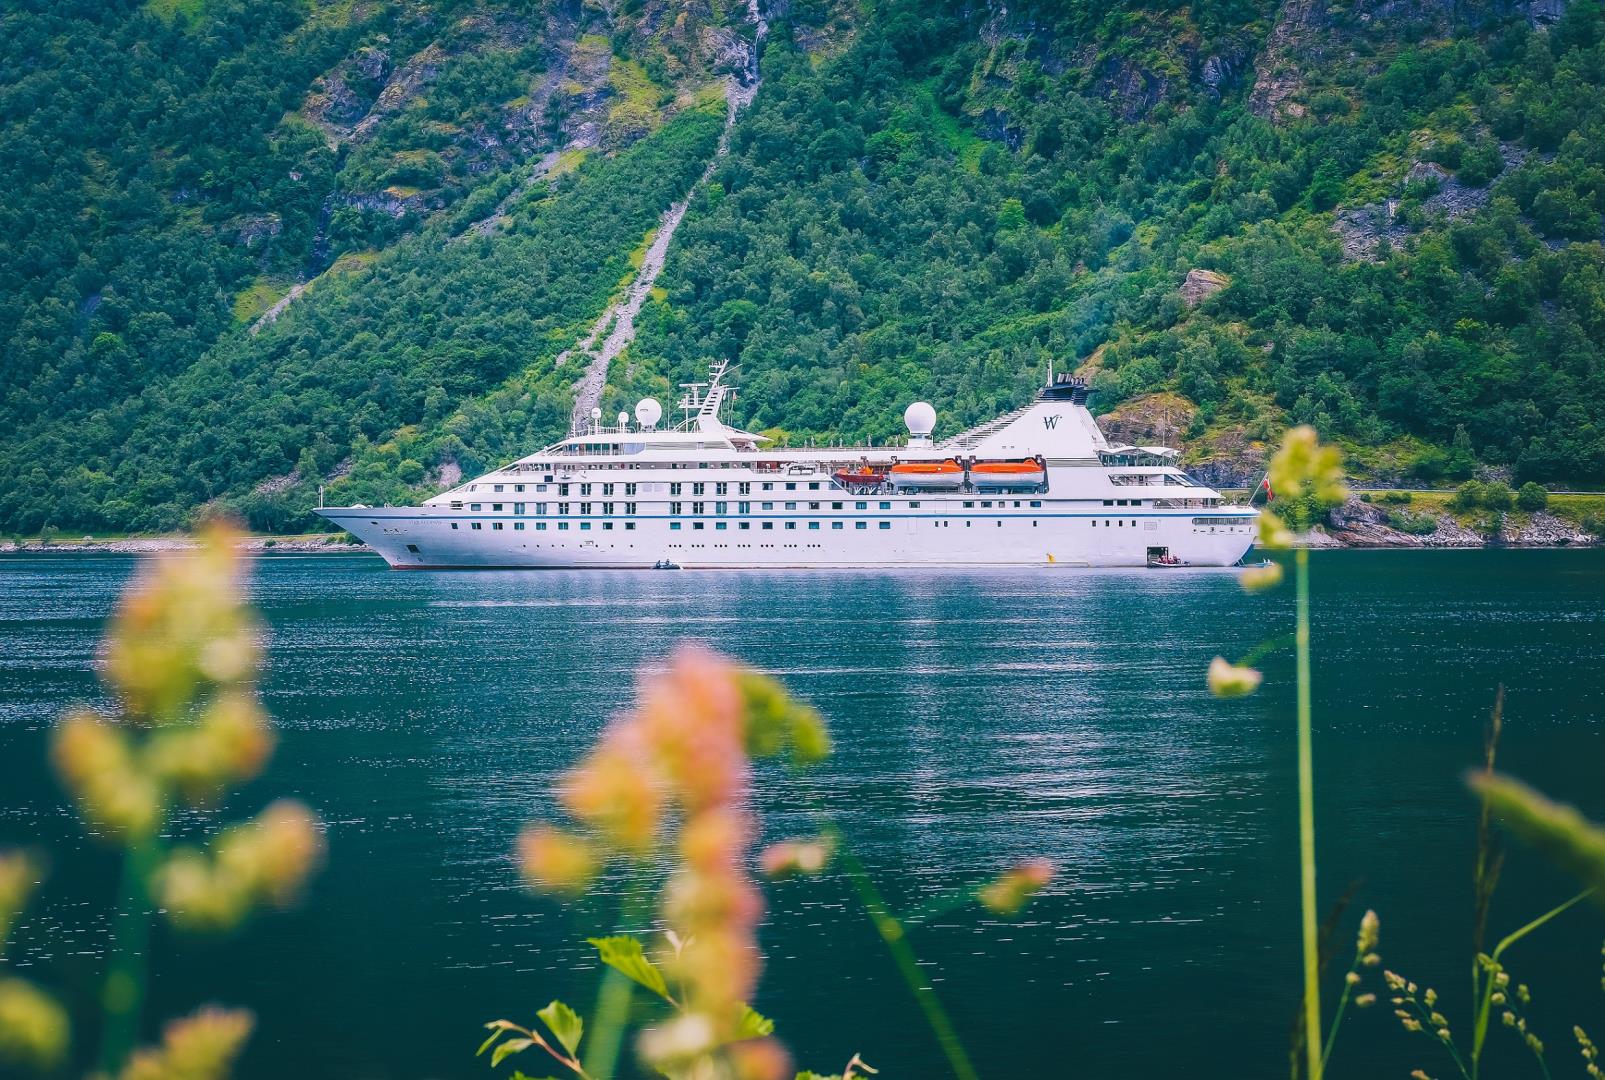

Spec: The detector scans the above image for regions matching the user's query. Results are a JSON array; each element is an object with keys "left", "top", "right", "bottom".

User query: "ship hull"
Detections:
[{"left": 316, "top": 506, "right": 1257, "bottom": 570}]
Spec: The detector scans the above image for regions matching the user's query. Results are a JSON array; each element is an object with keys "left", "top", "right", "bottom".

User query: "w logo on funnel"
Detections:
[{"left": 1043, "top": 414, "right": 1061, "bottom": 429}]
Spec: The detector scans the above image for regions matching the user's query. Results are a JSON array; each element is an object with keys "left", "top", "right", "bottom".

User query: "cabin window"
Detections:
[
  {"left": 832, "top": 501, "right": 843, "bottom": 510},
  {"left": 739, "top": 522, "right": 750, "bottom": 530},
  {"left": 715, "top": 482, "right": 728, "bottom": 495},
  {"left": 494, "top": 485, "right": 503, "bottom": 492},
  {"left": 471, "top": 522, "right": 482, "bottom": 530},
  {"left": 808, "top": 522, "right": 820, "bottom": 530},
  {"left": 670, "top": 502, "right": 683, "bottom": 514},
  {"left": 579, "top": 503, "right": 592, "bottom": 515},
  {"left": 855, "top": 522, "right": 867, "bottom": 530},
  {"left": 693, "top": 523, "right": 705, "bottom": 530},
  {"left": 602, "top": 502, "right": 614, "bottom": 515},
  {"left": 738, "top": 483, "right": 751, "bottom": 495},
  {"left": 625, "top": 502, "right": 637, "bottom": 514},
  {"left": 544, "top": 475, "right": 553, "bottom": 483},
  {"left": 808, "top": 501, "right": 820, "bottom": 510},
  {"left": 602, "top": 483, "right": 614, "bottom": 496},
  {"left": 406, "top": 544, "right": 420, "bottom": 553},
  {"left": 716, "top": 502, "right": 728, "bottom": 514},
  {"left": 855, "top": 501, "right": 867, "bottom": 510},
  {"left": 692, "top": 502, "right": 705, "bottom": 514},
  {"left": 980, "top": 500, "right": 992, "bottom": 508},
  {"left": 785, "top": 522, "right": 797, "bottom": 530},
  {"left": 909, "top": 501, "right": 921, "bottom": 508},
  {"left": 879, "top": 522, "right": 891, "bottom": 530},
  {"left": 785, "top": 501, "right": 797, "bottom": 510},
  {"left": 716, "top": 522, "right": 728, "bottom": 531},
  {"left": 580, "top": 484, "right": 592, "bottom": 496},
  {"left": 762, "top": 483, "right": 774, "bottom": 491},
  {"left": 1103, "top": 499, "right": 1115, "bottom": 506},
  {"left": 537, "top": 523, "right": 547, "bottom": 531},
  {"left": 515, "top": 484, "right": 524, "bottom": 492},
  {"left": 558, "top": 523, "right": 569, "bottom": 531},
  {"left": 762, "top": 522, "right": 774, "bottom": 530},
  {"left": 450, "top": 501, "right": 463, "bottom": 510},
  {"left": 625, "top": 483, "right": 637, "bottom": 496},
  {"left": 470, "top": 503, "right": 482, "bottom": 511},
  {"left": 785, "top": 482, "right": 797, "bottom": 490},
  {"left": 670, "top": 522, "right": 681, "bottom": 531},
  {"left": 625, "top": 523, "right": 634, "bottom": 530},
  {"left": 809, "top": 482, "right": 821, "bottom": 490},
  {"left": 514, "top": 523, "right": 524, "bottom": 531},
  {"left": 832, "top": 522, "right": 844, "bottom": 530},
  {"left": 1030, "top": 501, "right": 1042, "bottom": 507},
  {"left": 670, "top": 482, "right": 683, "bottom": 496},
  {"left": 559, "top": 484, "right": 570, "bottom": 496},
  {"left": 762, "top": 501, "right": 774, "bottom": 510},
  {"left": 692, "top": 482, "right": 705, "bottom": 495},
  {"left": 962, "top": 501, "right": 974, "bottom": 508},
  {"left": 738, "top": 501, "right": 750, "bottom": 513},
  {"left": 492, "top": 522, "right": 503, "bottom": 531},
  {"left": 451, "top": 523, "right": 459, "bottom": 530}
]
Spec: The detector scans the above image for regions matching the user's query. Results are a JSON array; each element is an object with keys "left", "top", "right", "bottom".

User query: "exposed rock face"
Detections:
[
  {"left": 1248, "top": 0, "right": 1325, "bottom": 121},
  {"left": 1325, "top": 497, "right": 1484, "bottom": 547},
  {"left": 1094, "top": 57, "right": 1168, "bottom": 122},
  {"left": 1098, "top": 391, "right": 1197, "bottom": 449},
  {"left": 1500, "top": 511, "right": 1593, "bottom": 546},
  {"left": 1180, "top": 268, "right": 1230, "bottom": 306},
  {"left": 1333, "top": 144, "right": 1527, "bottom": 260}
]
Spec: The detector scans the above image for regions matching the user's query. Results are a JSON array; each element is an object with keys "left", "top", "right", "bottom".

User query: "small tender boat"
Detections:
[
  {"left": 1147, "top": 552, "right": 1186, "bottom": 568},
  {"left": 889, "top": 459, "right": 966, "bottom": 490},
  {"left": 969, "top": 458, "right": 1046, "bottom": 490},
  {"left": 832, "top": 466, "right": 888, "bottom": 489}
]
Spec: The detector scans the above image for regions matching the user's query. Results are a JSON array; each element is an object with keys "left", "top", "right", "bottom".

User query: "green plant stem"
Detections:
[
  {"left": 1296, "top": 547, "right": 1322, "bottom": 1080},
  {"left": 1469, "top": 888, "right": 1596, "bottom": 1075},
  {"left": 836, "top": 845, "right": 979, "bottom": 1080},
  {"left": 1319, "top": 960, "right": 1359, "bottom": 1071},
  {"left": 98, "top": 838, "right": 160, "bottom": 1075},
  {"left": 583, "top": 880, "right": 653, "bottom": 1080}
]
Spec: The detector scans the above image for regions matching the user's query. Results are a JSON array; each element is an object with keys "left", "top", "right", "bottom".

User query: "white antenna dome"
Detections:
[
  {"left": 904, "top": 401, "right": 937, "bottom": 437},
  {"left": 618, "top": 411, "right": 630, "bottom": 427},
  {"left": 590, "top": 406, "right": 602, "bottom": 420},
  {"left": 635, "top": 397, "right": 663, "bottom": 428}
]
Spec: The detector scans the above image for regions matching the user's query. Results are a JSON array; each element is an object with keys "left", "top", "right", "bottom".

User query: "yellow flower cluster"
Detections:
[
  {"left": 156, "top": 801, "right": 324, "bottom": 931},
  {"left": 1253, "top": 425, "right": 1347, "bottom": 556},
  {"left": 0, "top": 853, "right": 70, "bottom": 1071},
  {"left": 517, "top": 646, "right": 830, "bottom": 1078},
  {"left": 976, "top": 859, "right": 1056, "bottom": 916},
  {"left": 117, "top": 1006, "right": 253, "bottom": 1080},
  {"left": 46, "top": 524, "right": 322, "bottom": 936}
]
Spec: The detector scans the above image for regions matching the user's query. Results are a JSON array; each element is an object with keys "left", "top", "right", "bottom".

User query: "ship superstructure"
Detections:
[{"left": 316, "top": 362, "right": 1257, "bottom": 569}]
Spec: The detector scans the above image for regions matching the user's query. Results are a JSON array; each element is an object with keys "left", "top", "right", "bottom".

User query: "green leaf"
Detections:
[
  {"left": 509, "top": 1074, "right": 564, "bottom": 1080},
  {"left": 733, "top": 1003, "right": 775, "bottom": 1040},
  {"left": 491, "top": 1037, "right": 534, "bottom": 1067},
  {"left": 536, "top": 999, "right": 584, "bottom": 1057},
  {"left": 587, "top": 935, "right": 671, "bottom": 1000},
  {"left": 1470, "top": 772, "right": 1605, "bottom": 897}
]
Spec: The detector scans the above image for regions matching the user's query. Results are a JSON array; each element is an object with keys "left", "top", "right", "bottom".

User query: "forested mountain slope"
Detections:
[{"left": 4, "top": 0, "right": 1605, "bottom": 533}]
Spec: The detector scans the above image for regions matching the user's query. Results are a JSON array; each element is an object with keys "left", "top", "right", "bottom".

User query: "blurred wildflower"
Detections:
[
  {"left": 976, "top": 860, "right": 1055, "bottom": 916},
  {"left": 1207, "top": 656, "right": 1262, "bottom": 698},
  {"left": 0, "top": 977, "right": 69, "bottom": 1070},
  {"left": 1358, "top": 909, "right": 1379, "bottom": 954},
  {"left": 1267, "top": 426, "right": 1347, "bottom": 507},
  {"left": 52, "top": 712, "right": 162, "bottom": 840},
  {"left": 117, "top": 1006, "right": 252, "bottom": 1080},
  {"left": 728, "top": 1036, "right": 792, "bottom": 1080},
  {"left": 759, "top": 838, "right": 833, "bottom": 878},
  {"left": 156, "top": 801, "right": 323, "bottom": 932},
  {"left": 0, "top": 852, "right": 40, "bottom": 946},
  {"left": 517, "top": 825, "right": 598, "bottom": 895},
  {"left": 1355, "top": 993, "right": 1376, "bottom": 1008},
  {"left": 513, "top": 645, "right": 834, "bottom": 1073},
  {"left": 1239, "top": 560, "right": 1284, "bottom": 592},
  {"left": 1257, "top": 511, "right": 1296, "bottom": 551}
]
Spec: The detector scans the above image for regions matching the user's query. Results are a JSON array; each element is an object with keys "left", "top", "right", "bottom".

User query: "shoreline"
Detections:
[{"left": 0, "top": 535, "right": 369, "bottom": 555}]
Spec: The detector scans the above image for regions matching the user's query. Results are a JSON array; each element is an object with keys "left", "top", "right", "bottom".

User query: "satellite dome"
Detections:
[
  {"left": 904, "top": 401, "right": 937, "bottom": 437},
  {"left": 635, "top": 397, "right": 663, "bottom": 428},
  {"left": 590, "top": 406, "right": 602, "bottom": 420},
  {"left": 618, "top": 411, "right": 630, "bottom": 427}
]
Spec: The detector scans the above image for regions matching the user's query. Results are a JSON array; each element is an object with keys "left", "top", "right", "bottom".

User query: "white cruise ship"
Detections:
[{"left": 316, "top": 362, "right": 1257, "bottom": 569}]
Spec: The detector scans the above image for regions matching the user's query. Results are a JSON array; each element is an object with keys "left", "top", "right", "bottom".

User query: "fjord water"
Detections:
[{"left": 2, "top": 551, "right": 1603, "bottom": 1079}]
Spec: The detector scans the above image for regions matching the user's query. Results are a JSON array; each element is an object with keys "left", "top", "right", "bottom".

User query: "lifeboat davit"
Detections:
[
  {"left": 889, "top": 459, "right": 966, "bottom": 491},
  {"left": 969, "top": 458, "right": 1046, "bottom": 490}
]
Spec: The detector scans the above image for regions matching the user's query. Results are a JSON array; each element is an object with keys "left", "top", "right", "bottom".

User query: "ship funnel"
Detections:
[{"left": 904, "top": 401, "right": 936, "bottom": 448}]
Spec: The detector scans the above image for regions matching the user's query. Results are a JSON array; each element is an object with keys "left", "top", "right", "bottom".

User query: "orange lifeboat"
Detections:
[
  {"left": 969, "top": 458, "right": 1046, "bottom": 490},
  {"left": 832, "top": 466, "right": 887, "bottom": 489},
  {"left": 889, "top": 459, "right": 965, "bottom": 491}
]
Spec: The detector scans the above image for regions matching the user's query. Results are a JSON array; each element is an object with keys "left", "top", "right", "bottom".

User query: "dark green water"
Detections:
[{"left": 2, "top": 550, "right": 1603, "bottom": 1080}]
